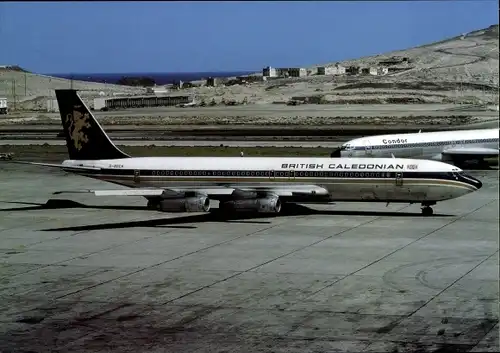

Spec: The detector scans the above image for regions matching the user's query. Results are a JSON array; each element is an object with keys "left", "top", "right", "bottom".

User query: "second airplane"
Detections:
[{"left": 331, "top": 128, "right": 499, "bottom": 167}]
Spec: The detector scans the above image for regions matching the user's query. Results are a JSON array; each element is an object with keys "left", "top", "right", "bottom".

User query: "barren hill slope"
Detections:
[
  {"left": 0, "top": 67, "right": 147, "bottom": 110},
  {"left": 186, "top": 24, "right": 498, "bottom": 106},
  {"left": 331, "top": 24, "right": 499, "bottom": 86}
]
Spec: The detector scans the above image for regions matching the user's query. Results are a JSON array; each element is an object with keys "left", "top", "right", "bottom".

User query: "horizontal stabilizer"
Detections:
[
  {"left": 443, "top": 147, "right": 499, "bottom": 157},
  {"left": 2, "top": 160, "right": 102, "bottom": 171}
]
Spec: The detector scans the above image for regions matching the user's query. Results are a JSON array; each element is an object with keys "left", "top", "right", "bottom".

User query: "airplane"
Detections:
[
  {"left": 330, "top": 128, "right": 499, "bottom": 167},
  {"left": 3, "top": 89, "right": 483, "bottom": 217}
]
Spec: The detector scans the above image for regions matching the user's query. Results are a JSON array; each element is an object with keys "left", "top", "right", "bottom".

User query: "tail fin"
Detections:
[{"left": 55, "top": 89, "right": 130, "bottom": 160}]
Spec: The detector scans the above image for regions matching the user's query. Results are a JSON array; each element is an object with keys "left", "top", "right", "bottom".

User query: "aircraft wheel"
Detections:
[
  {"left": 421, "top": 206, "right": 433, "bottom": 216},
  {"left": 274, "top": 198, "right": 282, "bottom": 213}
]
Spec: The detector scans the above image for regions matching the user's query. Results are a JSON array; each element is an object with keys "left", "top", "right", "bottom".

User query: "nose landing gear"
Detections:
[{"left": 421, "top": 202, "right": 436, "bottom": 216}]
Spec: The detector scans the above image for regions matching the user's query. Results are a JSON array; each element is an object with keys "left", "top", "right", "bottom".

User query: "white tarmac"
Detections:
[{"left": 0, "top": 163, "right": 498, "bottom": 352}]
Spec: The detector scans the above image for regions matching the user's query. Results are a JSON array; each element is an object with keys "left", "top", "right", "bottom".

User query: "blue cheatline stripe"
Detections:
[
  {"left": 67, "top": 168, "right": 480, "bottom": 191},
  {"left": 68, "top": 168, "right": 457, "bottom": 180}
]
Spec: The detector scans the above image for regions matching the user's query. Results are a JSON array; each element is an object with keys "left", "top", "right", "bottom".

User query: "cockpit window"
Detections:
[
  {"left": 341, "top": 144, "right": 354, "bottom": 150},
  {"left": 450, "top": 170, "right": 465, "bottom": 179}
]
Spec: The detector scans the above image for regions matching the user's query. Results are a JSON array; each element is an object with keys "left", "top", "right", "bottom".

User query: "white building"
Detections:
[
  {"left": 377, "top": 67, "right": 389, "bottom": 75},
  {"left": 263, "top": 66, "right": 277, "bottom": 77},
  {"left": 263, "top": 66, "right": 307, "bottom": 78},
  {"left": 46, "top": 99, "right": 59, "bottom": 113},
  {"left": 0, "top": 97, "right": 8, "bottom": 114},
  {"left": 287, "top": 67, "right": 307, "bottom": 77},
  {"left": 94, "top": 98, "right": 107, "bottom": 111},
  {"left": 146, "top": 86, "right": 169, "bottom": 95},
  {"left": 361, "top": 67, "right": 378, "bottom": 75},
  {"left": 317, "top": 64, "right": 346, "bottom": 75}
]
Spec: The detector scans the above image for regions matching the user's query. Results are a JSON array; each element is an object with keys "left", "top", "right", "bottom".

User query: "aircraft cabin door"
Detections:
[
  {"left": 364, "top": 139, "right": 373, "bottom": 156},
  {"left": 133, "top": 170, "right": 140, "bottom": 184},
  {"left": 448, "top": 138, "right": 464, "bottom": 151},
  {"left": 289, "top": 169, "right": 295, "bottom": 181},
  {"left": 270, "top": 170, "right": 275, "bottom": 181},
  {"left": 395, "top": 172, "right": 403, "bottom": 187}
]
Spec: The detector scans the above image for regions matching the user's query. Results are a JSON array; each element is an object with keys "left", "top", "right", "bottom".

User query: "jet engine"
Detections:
[
  {"left": 220, "top": 196, "right": 282, "bottom": 213},
  {"left": 156, "top": 196, "right": 211, "bottom": 212}
]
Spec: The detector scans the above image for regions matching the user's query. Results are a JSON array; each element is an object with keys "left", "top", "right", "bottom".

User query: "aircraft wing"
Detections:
[
  {"left": 54, "top": 189, "right": 168, "bottom": 197},
  {"left": 53, "top": 185, "right": 330, "bottom": 199},
  {"left": 442, "top": 147, "right": 499, "bottom": 158},
  {"left": 175, "top": 185, "right": 331, "bottom": 198}
]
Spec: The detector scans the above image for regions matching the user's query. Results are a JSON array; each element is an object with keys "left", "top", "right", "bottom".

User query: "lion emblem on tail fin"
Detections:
[{"left": 65, "top": 106, "right": 91, "bottom": 151}]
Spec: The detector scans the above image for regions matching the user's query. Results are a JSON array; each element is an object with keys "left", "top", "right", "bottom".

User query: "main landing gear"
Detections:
[{"left": 421, "top": 202, "right": 435, "bottom": 216}]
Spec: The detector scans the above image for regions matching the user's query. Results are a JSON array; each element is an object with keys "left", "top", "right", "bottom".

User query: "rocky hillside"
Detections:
[
  {"left": 332, "top": 24, "right": 499, "bottom": 85},
  {"left": 186, "top": 24, "right": 499, "bottom": 106}
]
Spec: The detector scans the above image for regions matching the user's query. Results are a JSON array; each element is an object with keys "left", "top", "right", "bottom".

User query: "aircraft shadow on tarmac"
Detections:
[{"left": 0, "top": 198, "right": 454, "bottom": 232}]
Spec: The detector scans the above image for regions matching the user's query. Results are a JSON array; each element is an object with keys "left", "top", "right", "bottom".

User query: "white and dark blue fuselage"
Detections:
[{"left": 62, "top": 156, "right": 482, "bottom": 204}]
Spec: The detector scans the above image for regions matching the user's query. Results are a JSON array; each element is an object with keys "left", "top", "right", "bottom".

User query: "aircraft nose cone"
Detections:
[
  {"left": 473, "top": 177, "right": 483, "bottom": 190},
  {"left": 331, "top": 148, "right": 342, "bottom": 158},
  {"left": 466, "top": 175, "right": 483, "bottom": 190}
]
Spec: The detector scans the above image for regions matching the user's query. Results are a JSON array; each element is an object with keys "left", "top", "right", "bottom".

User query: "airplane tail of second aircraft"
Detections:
[{"left": 55, "top": 89, "right": 130, "bottom": 160}]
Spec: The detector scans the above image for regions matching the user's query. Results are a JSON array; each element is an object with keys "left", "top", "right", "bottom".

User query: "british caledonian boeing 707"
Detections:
[{"left": 5, "top": 89, "right": 483, "bottom": 216}]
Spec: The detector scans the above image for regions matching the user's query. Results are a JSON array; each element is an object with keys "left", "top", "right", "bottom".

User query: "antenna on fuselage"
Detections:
[{"left": 391, "top": 153, "right": 395, "bottom": 158}]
